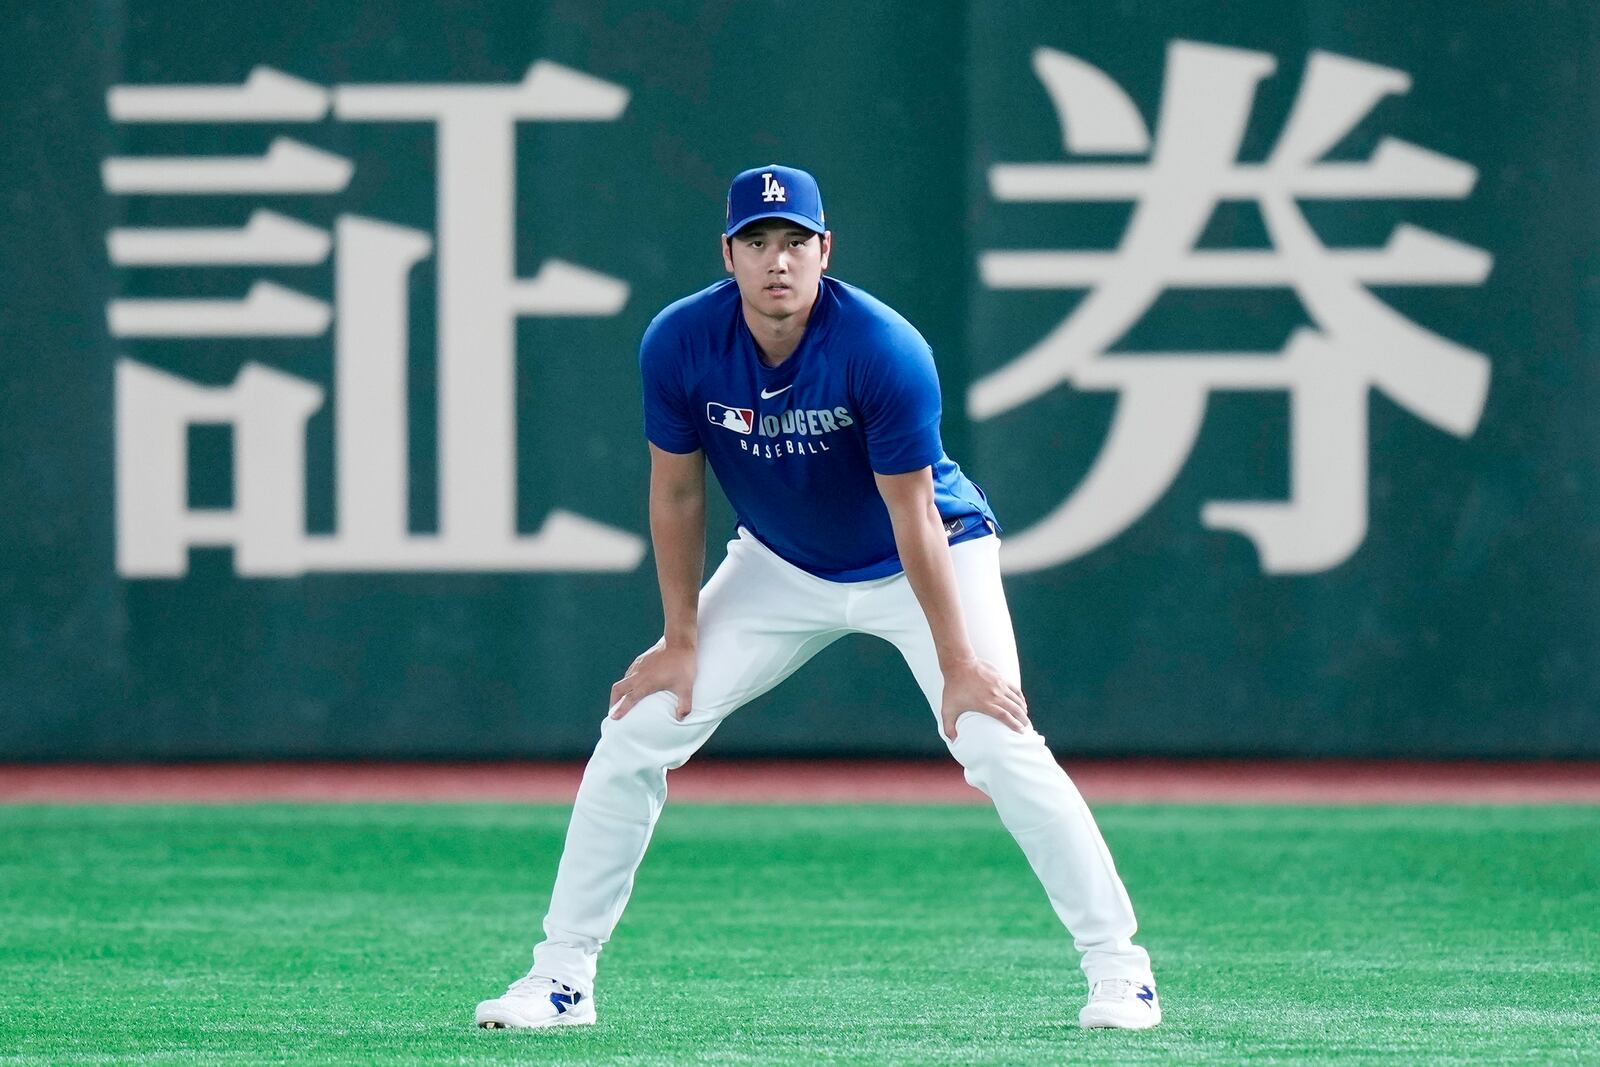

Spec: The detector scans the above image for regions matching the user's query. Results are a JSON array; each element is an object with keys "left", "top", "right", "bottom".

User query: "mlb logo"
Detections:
[{"left": 707, "top": 402, "right": 754, "bottom": 434}]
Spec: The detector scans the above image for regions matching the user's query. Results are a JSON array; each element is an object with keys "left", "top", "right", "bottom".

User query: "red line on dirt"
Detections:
[{"left": 1, "top": 760, "right": 1597, "bottom": 804}]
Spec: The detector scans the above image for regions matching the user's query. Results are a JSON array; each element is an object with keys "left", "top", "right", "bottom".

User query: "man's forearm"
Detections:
[
  {"left": 888, "top": 504, "right": 977, "bottom": 669},
  {"left": 649, "top": 489, "right": 705, "bottom": 648}
]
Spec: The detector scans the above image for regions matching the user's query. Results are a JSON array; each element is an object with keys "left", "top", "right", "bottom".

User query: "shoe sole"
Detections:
[
  {"left": 476, "top": 1003, "right": 597, "bottom": 1029},
  {"left": 476, "top": 1017, "right": 598, "bottom": 1030},
  {"left": 478, "top": 1017, "right": 594, "bottom": 1030},
  {"left": 1079, "top": 1009, "right": 1161, "bottom": 1030}
]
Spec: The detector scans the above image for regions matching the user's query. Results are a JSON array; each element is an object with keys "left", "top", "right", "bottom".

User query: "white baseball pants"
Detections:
[{"left": 531, "top": 528, "right": 1152, "bottom": 991}]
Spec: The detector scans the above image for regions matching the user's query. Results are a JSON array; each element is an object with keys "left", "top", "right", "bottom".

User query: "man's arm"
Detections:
[
  {"left": 648, "top": 443, "right": 707, "bottom": 650},
  {"left": 608, "top": 444, "right": 706, "bottom": 721},
  {"left": 875, "top": 467, "right": 1029, "bottom": 740}
]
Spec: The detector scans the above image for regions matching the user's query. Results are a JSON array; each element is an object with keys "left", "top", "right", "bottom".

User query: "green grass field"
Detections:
[{"left": 1, "top": 803, "right": 1596, "bottom": 1065}]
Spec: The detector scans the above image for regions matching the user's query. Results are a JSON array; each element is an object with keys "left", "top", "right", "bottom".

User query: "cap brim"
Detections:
[{"left": 724, "top": 210, "right": 825, "bottom": 237}]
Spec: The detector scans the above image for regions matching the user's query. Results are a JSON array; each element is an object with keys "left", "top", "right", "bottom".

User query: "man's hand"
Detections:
[
  {"left": 939, "top": 656, "right": 1029, "bottom": 740},
  {"left": 608, "top": 643, "right": 697, "bottom": 721}
]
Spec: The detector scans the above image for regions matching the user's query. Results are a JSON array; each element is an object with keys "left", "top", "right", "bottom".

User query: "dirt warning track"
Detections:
[{"left": 2, "top": 760, "right": 1597, "bottom": 804}]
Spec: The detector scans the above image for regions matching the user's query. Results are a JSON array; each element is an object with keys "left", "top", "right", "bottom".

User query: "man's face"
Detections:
[{"left": 721, "top": 221, "right": 832, "bottom": 321}]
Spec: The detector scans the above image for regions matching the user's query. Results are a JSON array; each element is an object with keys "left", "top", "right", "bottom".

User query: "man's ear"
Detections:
[
  {"left": 819, "top": 230, "right": 832, "bottom": 271},
  {"left": 721, "top": 234, "right": 735, "bottom": 273}
]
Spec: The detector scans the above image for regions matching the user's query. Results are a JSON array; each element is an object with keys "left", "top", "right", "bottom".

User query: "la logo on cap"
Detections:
[{"left": 761, "top": 172, "right": 787, "bottom": 203}]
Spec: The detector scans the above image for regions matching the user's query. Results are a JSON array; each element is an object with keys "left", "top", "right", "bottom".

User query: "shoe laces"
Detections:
[
  {"left": 1090, "top": 978, "right": 1137, "bottom": 1001},
  {"left": 506, "top": 973, "right": 570, "bottom": 997}
]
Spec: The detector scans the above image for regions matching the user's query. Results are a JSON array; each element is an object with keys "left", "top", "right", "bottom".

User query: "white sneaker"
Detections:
[
  {"left": 475, "top": 974, "right": 596, "bottom": 1029},
  {"left": 1079, "top": 977, "right": 1161, "bottom": 1029}
]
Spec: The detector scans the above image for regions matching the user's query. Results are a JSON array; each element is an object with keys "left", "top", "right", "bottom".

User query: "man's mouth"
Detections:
[{"left": 765, "top": 283, "right": 790, "bottom": 294}]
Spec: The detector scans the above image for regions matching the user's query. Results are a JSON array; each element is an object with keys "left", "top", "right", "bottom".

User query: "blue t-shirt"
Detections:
[{"left": 639, "top": 276, "right": 997, "bottom": 581}]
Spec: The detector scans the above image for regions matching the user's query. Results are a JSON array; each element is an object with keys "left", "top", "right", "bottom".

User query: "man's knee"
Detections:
[
  {"left": 589, "top": 692, "right": 712, "bottom": 780},
  {"left": 946, "top": 711, "right": 1050, "bottom": 782}
]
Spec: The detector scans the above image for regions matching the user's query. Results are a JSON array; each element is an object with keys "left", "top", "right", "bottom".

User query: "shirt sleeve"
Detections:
[
  {"left": 851, "top": 324, "right": 946, "bottom": 475},
  {"left": 638, "top": 315, "right": 701, "bottom": 454}
]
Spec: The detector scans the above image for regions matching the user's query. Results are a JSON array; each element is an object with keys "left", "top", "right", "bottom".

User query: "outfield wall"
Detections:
[{"left": 2, "top": 2, "right": 1597, "bottom": 759}]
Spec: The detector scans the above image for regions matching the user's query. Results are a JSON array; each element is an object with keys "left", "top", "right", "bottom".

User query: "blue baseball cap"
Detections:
[{"left": 724, "top": 164, "right": 826, "bottom": 237}]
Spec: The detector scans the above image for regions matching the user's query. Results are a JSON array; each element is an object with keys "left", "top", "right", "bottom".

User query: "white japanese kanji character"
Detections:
[
  {"left": 975, "top": 41, "right": 1492, "bottom": 574},
  {"left": 106, "top": 65, "right": 645, "bottom": 576}
]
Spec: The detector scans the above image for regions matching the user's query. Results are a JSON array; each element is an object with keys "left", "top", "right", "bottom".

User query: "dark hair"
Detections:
[{"left": 730, "top": 219, "right": 822, "bottom": 241}]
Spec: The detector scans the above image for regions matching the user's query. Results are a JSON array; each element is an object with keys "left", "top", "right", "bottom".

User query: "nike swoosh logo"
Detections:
[{"left": 759, "top": 385, "right": 793, "bottom": 399}]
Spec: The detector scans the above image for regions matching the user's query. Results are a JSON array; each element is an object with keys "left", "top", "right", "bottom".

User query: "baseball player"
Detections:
[{"left": 477, "top": 164, "right": 1160, "bottom": 1031}]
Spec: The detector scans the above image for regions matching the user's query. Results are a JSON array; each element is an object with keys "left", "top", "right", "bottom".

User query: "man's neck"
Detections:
[{"left": 742, "top": 291, "right": 817, "bottom": 368}]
